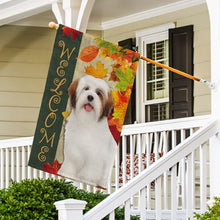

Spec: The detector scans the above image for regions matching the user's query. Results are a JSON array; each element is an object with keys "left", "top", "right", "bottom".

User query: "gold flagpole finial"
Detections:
[{"left": 49, "top": 22, "right": 59, "bottom": 30}]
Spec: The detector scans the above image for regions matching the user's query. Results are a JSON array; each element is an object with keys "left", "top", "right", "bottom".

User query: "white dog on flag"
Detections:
[{"left": 58, "top": 75, "right": 117, "bottom": 188}]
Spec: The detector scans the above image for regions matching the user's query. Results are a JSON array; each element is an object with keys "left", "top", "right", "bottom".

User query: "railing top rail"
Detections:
[
  {"left": 121, "top": 115, "right": 211, "bottom": 135},
  {"left": 84, "top": 118, "right": 218, "bottom": 220},
  {"left": 0, "top": 136, "right": 33, "bottom": 149},
  {"left": 0, "top": 115, "right": 211, "bottom": 148}
]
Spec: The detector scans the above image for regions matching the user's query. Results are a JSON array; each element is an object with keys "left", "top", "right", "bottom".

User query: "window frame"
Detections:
[{"left": 136, "top": 23, "right": 175, "bottom": 123}]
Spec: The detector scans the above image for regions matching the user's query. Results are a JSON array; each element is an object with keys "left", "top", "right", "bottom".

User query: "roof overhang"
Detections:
[{"left": 0, "top": 0, "right": 59, "bottom": 26}]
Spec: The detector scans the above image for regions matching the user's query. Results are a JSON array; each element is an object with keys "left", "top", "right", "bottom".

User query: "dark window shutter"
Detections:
[
  {"left": 169, "top": 25, "right": 194, "bottom": 119},
  {"left": 118, "top": 38, "right": 136, "bottom": 124}
]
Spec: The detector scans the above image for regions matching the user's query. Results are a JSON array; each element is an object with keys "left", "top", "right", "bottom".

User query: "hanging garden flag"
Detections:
[{"left": 28, "top": 24, "right": 140, "bottom": 188}]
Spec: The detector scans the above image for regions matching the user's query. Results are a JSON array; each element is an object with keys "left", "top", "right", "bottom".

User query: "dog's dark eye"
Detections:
[
  {"left": 96, "top": 89, "right": 102, "bottom": 96},
  {"left": 84, "top": 87, "right": 89, "bottom": 91}
]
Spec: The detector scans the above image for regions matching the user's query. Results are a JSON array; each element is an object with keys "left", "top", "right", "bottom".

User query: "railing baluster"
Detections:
[
  {"left": 27, "top": 145, "right": 32, "bottom": 179},
  {"left": 87, "top": 184, "right": 91, "bottom": 192},
  {"left": 109, "top": 210, "right": 115, "bottom": 220},
  {"left": 140, "top": 188, "right": 146, "bottom": 220},
  {"left": 186, "top": 153, "right": 193, "bottom": 219},
  {"left": 115, "top": 145, "right": 120, "bottom": 190},
  {"left": 137, "top": 133, "right": 142, "bottom": 210},
  {"left": 190, "top": 128, "right": 196, "bottom": 210},
  {"left": 22, "top": 146, "right": 26, "bottom": 180},
  {"left": 200, "top": 143, "right": 207, "bottom": 212},
  {"left": 39, "top": 170, "right": 44, "bottom": 178},
  {"left": 78, "top": 182, "right": 83, "bottom": 190},
  {"left": 130, "top": 135, "right": 134, "bottom": 180},
  {"left": 146, "top": 133, "right": 151, "bottom": 210},
  {"left": 163, "top": 131, "right": 168, "bottom": 210},
  {"left": 11, "top": 147, "right": 15, "bottom": 182},
  {"left": 124, "top": 199, "right": 131, "bottom": 220},
  {"left": 171, "top": 164, "right": 177, "bottom": 220},
  {"left": 33, "top": 168, "right": 38, "bottom": 179},
  {"left": 5, "top": 148, "right": 9, "bottom": 188},
  {"left": 155, "top": 131, "right": 160, "bottom": 218},
  {"left": 130, "top": 135, "right": 134, "bottom": 207},
  {"left": 45, "top": 172, "right": 50, "bottom": 179},
  {"left": 137, "top": 133, "right": 142, "bottom": 173},
  {"left": 155, "top": 176, "right": 162, "bottom": 220},
  {"left": 171, "top": 130, "right": 176, "bottom": 150},
  {"left": 16, "top": 147, "right": 20, "bottom": 182},
  {"left": 191, "top": 150, "right": 196, "bottom": 210},
  {"left": 171, "top": 130, "right": 177, "bottom": 219},
  {"left": 180, "top": 129, "right": 186, "bottom": 210},
  {"left": 154, "top": 132, "right": 159, "bottom": 160},
  {"left": 0, "top": 149, "right": 4, "bottom": 189},
  {"left": 122, "top": 135, "right": 127, "bottom": 185}
]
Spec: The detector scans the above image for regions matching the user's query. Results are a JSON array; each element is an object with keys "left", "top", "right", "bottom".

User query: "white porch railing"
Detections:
[
  {"left": 0, "top": 115, "right": 217, "bottom": 219},
  {"left": 0, "top": 136, "right": 62, "bottom": 189},
  {"left": 83, "top": 117, "right": 218, "bottom": 220}
]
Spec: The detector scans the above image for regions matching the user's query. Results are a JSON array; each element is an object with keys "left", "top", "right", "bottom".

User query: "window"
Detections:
[
  {"left": 136, "top": 23, "right": 175, "bottom": 122},
  {"left": 120, "top": 24, "right": 193, "bottom": 124},
  {"left": 145, "top": 40, "right": 169, "bottom": 121}
]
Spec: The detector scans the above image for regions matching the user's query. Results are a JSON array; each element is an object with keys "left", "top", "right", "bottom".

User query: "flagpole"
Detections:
[
  {"left": 140, "top": 56, "right": 214, "bottom": 89},
  {"left": 48, "top": 22, "right": 215, "bottom": 89}
]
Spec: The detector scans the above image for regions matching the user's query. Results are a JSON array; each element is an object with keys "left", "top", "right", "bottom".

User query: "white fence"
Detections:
[
  {"left": 0, "top": 115, "right": 216, "bottom": 219},
  {"left": 83, "top": 118, "right": 218, "bottom": 220}
]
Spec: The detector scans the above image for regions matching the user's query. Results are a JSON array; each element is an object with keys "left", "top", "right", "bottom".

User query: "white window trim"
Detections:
[{"left": 135, "top": 23, "right": 175, "bottom": 123}]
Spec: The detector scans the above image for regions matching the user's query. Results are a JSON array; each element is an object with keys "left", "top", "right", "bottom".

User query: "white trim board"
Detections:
[
  {"left": 101, "top": 0, "right": 206, "bottom": 30},
  {"left": 4, "top": 0, "right": 206, "bottom": 30}
]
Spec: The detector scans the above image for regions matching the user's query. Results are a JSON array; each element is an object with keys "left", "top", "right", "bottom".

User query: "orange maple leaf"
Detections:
[
  {"left": 130, "top": 61, "right": 139, "bottom": 72},
  {"left": 109, "top": 89, "right": 132, "bottom": 131},
  {"left": 85, "top": 61, "right": 108, "bottom": 78},
  {"left": 113, "top": 89, "right": 131, "bottom": 106},
  {"left": 108, "top": 116, "right": 123, "bottom": 132},
  {"left": 78, "top": 46, "right": 99, "bottom": 62}
]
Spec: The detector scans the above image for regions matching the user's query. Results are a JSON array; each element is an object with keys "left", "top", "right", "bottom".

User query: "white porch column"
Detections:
[
  {"left": 206, "top": 0, "right": 220, "bottom": 198},
  {"left": 62, "top": 0, "right": 81, "bottom": 28},
  {"left": 54, "top": 199, "right": 87, "bottom": 220},
  {"left": 55, "top": 0, "right": 95, "bottom": 31}
]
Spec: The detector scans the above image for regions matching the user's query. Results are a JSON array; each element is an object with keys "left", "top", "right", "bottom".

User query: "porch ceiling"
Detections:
[{"left": 0, "top": 0, "right": 206, "bottom": 30}]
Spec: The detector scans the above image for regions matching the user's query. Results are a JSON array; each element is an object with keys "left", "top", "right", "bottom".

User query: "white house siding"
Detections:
[
  {"left": 103, "top": 3, "right": 211, "bottom": 117},
  {"left": 0, "top": 3, "right": 210, "bottom": 139},
  {"left": 0, "top": 25, "right": 56, "bottom": 140},
  {"left": 0, "top": 25, "right": 102, "bottom": 140}
]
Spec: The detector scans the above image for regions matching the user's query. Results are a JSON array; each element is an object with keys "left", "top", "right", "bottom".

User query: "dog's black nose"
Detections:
[{"left": 87, "top": 95, "right": 94, "bottom": 102}]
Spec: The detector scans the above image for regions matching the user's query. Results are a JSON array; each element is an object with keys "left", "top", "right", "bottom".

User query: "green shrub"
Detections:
[
  {"left": 194, "top": 197, "right": 220, "bottom": 220},
  {"left": 0, "top": 178, "right": 139, "bottom": 220}
]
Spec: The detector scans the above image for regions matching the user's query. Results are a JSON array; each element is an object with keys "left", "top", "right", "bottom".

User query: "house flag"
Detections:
[{"left": 28, "top": 24, "right": 140, "bottom": 188}]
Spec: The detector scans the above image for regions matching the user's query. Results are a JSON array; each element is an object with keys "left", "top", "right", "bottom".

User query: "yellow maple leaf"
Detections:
[
  {"left": 111, "top": 89, "right": 131, "bottom": 128},
  {"left": 85, "top": 61, "right": 108, "bottom": 78},
  {"left": 99, "top": 47, "right": 111, "bottom": 60}
]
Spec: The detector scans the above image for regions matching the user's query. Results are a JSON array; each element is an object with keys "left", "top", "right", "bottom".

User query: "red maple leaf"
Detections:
[
  {"left": 62, "top": 26, "right": 82, "bottom": 41},
  {"left": 108, "top": 115, "right": 121, "bottom": 144},
  {"left": 43, "top": 159, "right": 62, "bottom": 175},
  {"left": 123, "top": 50, "right": 135, "bottom": 63}
]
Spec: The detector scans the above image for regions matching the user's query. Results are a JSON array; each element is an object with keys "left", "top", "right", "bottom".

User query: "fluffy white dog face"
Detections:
[{"left": 68, "top": 75, "right": 114, "bottom": 121}]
